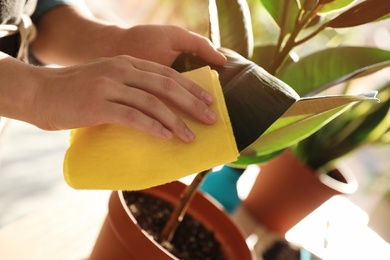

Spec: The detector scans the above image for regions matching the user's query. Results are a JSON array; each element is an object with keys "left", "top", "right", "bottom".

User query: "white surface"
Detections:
[{"left": 0, "top": 119, "right": 71, "bottom": 227}]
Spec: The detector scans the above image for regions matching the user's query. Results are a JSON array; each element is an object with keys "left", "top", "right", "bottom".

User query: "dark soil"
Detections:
[
  {"left": 262, "top": 240, "right": 300, "bottom": 260},
  {"left": 123, "top": 191, "right": 225, "bottom": 260}
]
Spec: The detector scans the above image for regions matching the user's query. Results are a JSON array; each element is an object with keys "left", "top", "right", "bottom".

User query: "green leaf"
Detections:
[
  {"left": 209, "top": 0, "right": 254, "bottom": 58},
  {"left": 172, "top": 48, "right": 299, "bottom": 151},
  {"left": 251, "top": 44, "right": 296, "bottom": 71},
  {"left": 261, "top": 0, "right": 299, "bottom": 35},
  {"left": 318, "top": 0, "right": 356, "bottom": 14},
  {"left": 233, "top": 92, "right": 379, "bottom": 166},
  {"left": 250, "top": 45, "right": 278, "bottom": 69},
  {"left": 295, "top": 86, "right": 389, "bottom": 169},
  {"left": 327, "top": 0, "right": 390, "bottom": 28},
  {"left": 380, "top": 13, "right": 390, "bottom": 21},
  {"left": 230, "top": 150, "right": 282, "bottom": 167},
  {"left": 300, "top": 0, "right": 318, "bottom": 11},
  {"left": 277, "top": 47, "right": 390, "bottom": 96}
]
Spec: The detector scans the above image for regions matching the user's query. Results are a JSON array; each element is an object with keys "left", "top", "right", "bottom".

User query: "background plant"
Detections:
[{"left": 159, "top": 0, "right": 390, "bottom": 243}]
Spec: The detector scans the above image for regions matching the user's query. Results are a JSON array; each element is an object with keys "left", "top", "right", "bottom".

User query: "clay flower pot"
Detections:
[
  {"left": 243, "top": 150, "right": 358, "bottom": 235},
  {"left": 90, "top": 181, "right": 255, "bottom": 259}
]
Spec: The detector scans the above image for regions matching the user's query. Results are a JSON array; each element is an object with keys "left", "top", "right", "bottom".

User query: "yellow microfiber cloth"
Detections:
[{"left": 63, "top": 66, "right": 239, "bottom": 190}]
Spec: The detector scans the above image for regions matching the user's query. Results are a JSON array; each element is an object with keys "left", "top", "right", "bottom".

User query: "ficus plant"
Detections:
[
  {"left": 209, "top": 0, "right": 390, "bottom": 166},
  {"left": 158, "top": 0, "right": 390, "bottom": 244}
]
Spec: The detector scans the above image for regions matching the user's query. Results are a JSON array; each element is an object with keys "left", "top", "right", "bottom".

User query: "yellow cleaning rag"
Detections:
[{"left": 63, "top": 66, "right": 239, "bottom": 190}]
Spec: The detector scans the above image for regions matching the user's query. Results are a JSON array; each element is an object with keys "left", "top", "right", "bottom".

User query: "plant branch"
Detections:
[
  {"left": 158, "top": 169, "right": 212, "bottom": 243},
  {"left": 294, "top": 22, "right": 329, "bottom": 45},
  {"left": 268, "top": 2, "right": 326, "bottom": 75},
  {"left": 274, "top": 1, "right": 292, "bottom": 58}
]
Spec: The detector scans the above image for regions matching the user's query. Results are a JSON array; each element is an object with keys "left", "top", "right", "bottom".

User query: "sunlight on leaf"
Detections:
[{"left": 233, "top": 92, "right": 378, "bottom": 165}]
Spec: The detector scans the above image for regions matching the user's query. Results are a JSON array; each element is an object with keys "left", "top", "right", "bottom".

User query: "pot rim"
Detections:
[
  {"left": 117, "top": 189, "right": 179, "bottom": 259},
  {"left": 113, "top": 181, "right": 256, "bottom": 260},
  {"left": 318, "top": 161, "right": 358, "bottom": 194}
]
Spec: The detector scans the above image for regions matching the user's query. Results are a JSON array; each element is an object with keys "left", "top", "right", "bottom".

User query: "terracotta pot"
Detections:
[
  {"left": 90, "top": 181, "right": 255, "bottom": 259},
  {"left": 369, "top": 195, "right": 390, "bottom": 243},
  {"left": 242, "top": 150, "right": 358, "bottom": 235}
]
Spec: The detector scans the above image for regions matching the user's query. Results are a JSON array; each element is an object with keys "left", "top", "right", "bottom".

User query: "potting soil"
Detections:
[{"left": 124, "top": 191, "right": 224, "bottom": 260}]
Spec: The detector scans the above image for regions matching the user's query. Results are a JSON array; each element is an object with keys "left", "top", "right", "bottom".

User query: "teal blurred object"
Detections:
[
  {"left": 199, "top": 166, "right": 245, "bottom": 214},
  {"left": 300, "top": 248, "right": 313, "bottom": 260}
]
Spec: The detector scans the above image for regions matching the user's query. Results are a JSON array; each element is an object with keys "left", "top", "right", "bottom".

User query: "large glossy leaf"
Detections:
[
  {"left": 261, "top": 0, "right": 299, "bottom": 35},
  {"left": 172, "top": 48, "right": 299, "bottom": 151},
  {"left": 233, "top": 92, "right": 379, "bottom": 166},
  {"left": 209, "top": 0, "right": 254, "bottom": 58},
  {"left": 327, "top": 0, "right": 390, "bottom": 28},
  {"left": 277, "top": 47, "right": 390, "bottom": 96},
  {"left": 251, "top": 44, "right": 296, "bottom": 72},
  {"left": 250, "top": 45, "right": 278, "bottom": 70},
  {"left": 295, "top": 85, "right": 389, "bottom": 169}
]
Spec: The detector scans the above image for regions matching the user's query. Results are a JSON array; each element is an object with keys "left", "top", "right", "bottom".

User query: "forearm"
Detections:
[
  {"left": 31, "top": 5, "right": 122, "bottom": 66},
  {"left": 0, "top": 52, "right": 43, "bottom": 123},
  {"left": 30, "top": 5, "right": 226, "bottom": 68}
]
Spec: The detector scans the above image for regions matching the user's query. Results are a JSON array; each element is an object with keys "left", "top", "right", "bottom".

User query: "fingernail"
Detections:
[
  {"left": 162, "top": 128, "right": 173, "bottom": 139},
  {"left": 220, "top": 52, "right": 227, "bottom": 60},
  {"left": 205, "top": 109, "right": 217, "bottom": 123},
  {"left": 185, "top": 128, "right": 195, "bottom": 142},
  {"left": 217, "top": 51, "right": 227, "bottom": 63},
  {"left": 202, "top": 92, "right": 214, "bottom": 104}
]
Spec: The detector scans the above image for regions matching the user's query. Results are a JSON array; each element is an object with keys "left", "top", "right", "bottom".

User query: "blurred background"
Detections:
[{"left": 0, "top": 1, "right": 389, "bottom": 258}]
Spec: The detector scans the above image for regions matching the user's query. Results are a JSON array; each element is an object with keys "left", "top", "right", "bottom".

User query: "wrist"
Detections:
[{"left": 0, "top": 55, "right": 46, "bottom": 125}]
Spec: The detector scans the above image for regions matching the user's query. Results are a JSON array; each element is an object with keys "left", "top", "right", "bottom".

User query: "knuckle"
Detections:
[
  {"left": 168, "top": 25, "right": 184, "bottom": 35},
  {"left": 144, "top": 94, "right": 161, "bottom": 107},
  {"left": 160, "top": 76, "right": 176, "bottom": 92},
  {"left": 160, "top": 66, "right": 176, "bottom": 78},
  {"left": 104, "top": 56, "right": 134, "bottom": 77},
  {"left": 187, "top": 82, "right": 202, "bottom": 96},
  {"left": 193, "top": 97, "right": 207, "bottom": 111},
  {"left": 171, "top": 116, "right": 187, "bottom": 132},
  {"left": 149, "top": 118, "right": 163, "bottom": 133},
  {"left": 124, "top": 108, "right": 140, "bottom": 123},
  {"left": 113, "top": 55, "right": 132, "bottom": 63}
]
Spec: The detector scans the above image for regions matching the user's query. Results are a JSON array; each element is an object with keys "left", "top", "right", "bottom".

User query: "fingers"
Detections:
[
  {"left": 40, "top": 55, "right": 219, "bottom": 143},
  {"left": 101, "top": 101, "right": 174, "bottom": 141},
  {"left": 171, "top": 27, "right": 227, "bottom": 65},
  {"left": 97, "top": 56, "right": 218, "bottom": 143},
  {"left": 106, "top": 85, "right": 197, "bottom": 143},
  {"left": 132, "top": 58, "right": 215, "bottom": 105},
  {"left": 127, "top": 58, "right": 217, "bottom": 125}
]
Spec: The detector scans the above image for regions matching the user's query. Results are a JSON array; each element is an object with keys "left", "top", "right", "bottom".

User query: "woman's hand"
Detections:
[
  {"left": 31, "top": 6, "right": 226, "bottom": 67},
  {"left": 1, "top": 55, "right": 217, "bottom": 143},
  {"left": 109, "top": 24, "right": 226, "bottom": 66}
]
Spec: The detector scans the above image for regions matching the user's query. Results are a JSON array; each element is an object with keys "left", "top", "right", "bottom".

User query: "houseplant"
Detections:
[
  {"left": 195, "top": 0, "right": 390, "bottom": 235},
  {"left": 85, "top": 47, "right": 353, "bottom": 259},
  {"left": 203, "top": 0, "right": 390, "bottom": 165},
  {"left": 243, "top": 82, "right": 389, "bottom": 235},
  {"left": 86, "top": 49, "right": 376, "bottom": 259},
  {"left": 74, "top": 0, "right": 388, "bottom": 258}
]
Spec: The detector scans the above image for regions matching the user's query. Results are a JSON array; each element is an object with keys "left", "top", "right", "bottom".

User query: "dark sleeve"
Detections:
[{"left": 31, "top": 0, "right": 87, "bottom": 23}]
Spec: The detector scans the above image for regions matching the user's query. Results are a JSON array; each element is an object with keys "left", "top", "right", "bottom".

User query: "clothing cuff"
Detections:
[{"left": 32, "top": 0, "right": 87, "bottom": 23}]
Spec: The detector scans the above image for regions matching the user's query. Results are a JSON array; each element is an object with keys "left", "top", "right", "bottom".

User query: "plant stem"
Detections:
[
  {"left": 158, "top": 169, "right": 212, "bottom": 243},
  {"left": 268, "top": 10, "right": 307, "bottom": 75},
  {"left": 294, "top": 22, "right": 329, "bottom": 45},
  {"left": 268, "top": 2, "right": 326, "bottom": 75},
  {"left": 274, "top": 1, "right": 291, "bottom": 58}
]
